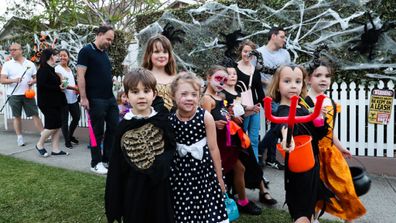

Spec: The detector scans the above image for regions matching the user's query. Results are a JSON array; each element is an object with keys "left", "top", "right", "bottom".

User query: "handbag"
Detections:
[
  {"left": 224, "top": 193, "right": 239, "bottom": 222},
  {"left": 238, "top": 74, "right": 254, "bottom": 107}
]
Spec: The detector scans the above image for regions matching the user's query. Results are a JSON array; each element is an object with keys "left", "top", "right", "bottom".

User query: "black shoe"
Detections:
[
  {"left": 259, "top": 192, "right": 277, "bottom": 205},
  {"left": 65, "top": 141, "right": 73, "bottom": 149},
  {"left": 237, "top": 201, "right": 262, "bottom": 215},
  {"left": 51, "top": 150, "right": 70, "bottom": 156},
  {"left": 35, "top": 145, "right": 49, "bottom": 157},
  {"left": 70, "top": 136, "right": 79, "bottom": 144},
  {"left": 266, "top": 160, "right": 285, "bottom": 170}
]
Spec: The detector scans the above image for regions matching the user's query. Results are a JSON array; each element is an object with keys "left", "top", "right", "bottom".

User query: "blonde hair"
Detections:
[
  {"left": 267, "top": 64, "right": 308, "bottom": 102},
  {"left": 170, "top": 72, "right": 202, "bottom": 99},
  {"left": 141, "top": 34, "right": 177, "bottom": 76}
]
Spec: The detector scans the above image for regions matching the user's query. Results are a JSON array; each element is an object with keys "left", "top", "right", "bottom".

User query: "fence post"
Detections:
[
  {"left": 349, "top": 82, "right": 357, "bottom": 153},
  {"left": 358, "top": 83, "right": 366, "bottom": 156},
  {"left": 386, "top": 81, "right": 395, "bottom": 158}
]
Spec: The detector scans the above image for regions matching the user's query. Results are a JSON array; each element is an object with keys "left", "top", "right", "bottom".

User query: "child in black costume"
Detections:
[
  {"left": 221, "top": 64, "right": 277, "bottom": 208},
  {"left": 105, "top": 68, "right": 176, "bottom": 223},
  {"left": 266, "top": 64, "right": 329, "bottom": 223}
]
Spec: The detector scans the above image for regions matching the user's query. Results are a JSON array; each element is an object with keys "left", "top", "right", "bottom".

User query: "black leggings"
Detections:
[{"left": 61, "top": 102, "right": 81, "bottom": 143}]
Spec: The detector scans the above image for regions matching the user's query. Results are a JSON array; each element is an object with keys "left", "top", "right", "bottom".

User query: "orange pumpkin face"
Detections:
[{"left": 25, "top": 89, "right": 36, "bottom": 99}]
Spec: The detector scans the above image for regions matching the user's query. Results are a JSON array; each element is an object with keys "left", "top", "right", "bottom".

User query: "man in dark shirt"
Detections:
[{"left": 77, "top": 25, "right": 119, "bottom": 174}]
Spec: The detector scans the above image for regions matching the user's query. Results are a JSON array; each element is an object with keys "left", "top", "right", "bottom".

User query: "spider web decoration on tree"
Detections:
[
  {"left": 305, "top": 44, "right": 330, "bottom": 74},
  {"left": 161, "top": 23, "right": 186, "bottom": 45},
  {"left": 132, "top": 1, "right": 396, "bottom": 77},
  {"left": 30, "top": 31, "right": 58, "bottom": 63},
  {"left": 217, "top": 29, "right": 246, "bottom": 60},
  {"left": 348, "top": 11, "right": 396, "bottom": 61}
]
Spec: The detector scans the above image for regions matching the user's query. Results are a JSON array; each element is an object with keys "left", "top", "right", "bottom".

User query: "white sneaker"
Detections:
[
  {"left": 90, "top": 162, "right": 108, "bottom": 175},
  {"left": 17, "top": 136, "right": 25, "bottom": 146}
]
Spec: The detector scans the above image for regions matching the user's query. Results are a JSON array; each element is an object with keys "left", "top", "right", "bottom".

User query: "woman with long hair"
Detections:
[{"left": 35, "top": 48, "right": 68, "bottom": 157}]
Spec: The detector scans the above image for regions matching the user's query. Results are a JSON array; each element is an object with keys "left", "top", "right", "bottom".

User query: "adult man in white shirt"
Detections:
[
  {"left": 1, "top": 43, "right": 44, "bottom": 146},
  {"left": 257, "top": 27, "right": 291, "bottom": 170},
  {"left": 257, "top": 26, "right": 291, "bottom": 88}
]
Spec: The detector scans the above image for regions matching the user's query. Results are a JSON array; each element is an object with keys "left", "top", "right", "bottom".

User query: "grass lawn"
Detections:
[{"left": 0, "top": 155, "right": 340, "bottom": 223}]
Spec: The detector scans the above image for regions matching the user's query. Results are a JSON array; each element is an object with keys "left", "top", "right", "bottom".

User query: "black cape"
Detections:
[
  {"left": 105, "top": 105, "right": 176, "bottom": 223},
  {"left": 273, "top": 105, "right": 331, "bottom": 221}
]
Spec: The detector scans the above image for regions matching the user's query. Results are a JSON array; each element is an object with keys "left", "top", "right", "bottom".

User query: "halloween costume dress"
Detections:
[
  {"left": 221, "top": 90, "right": 264, "bottom": 190},
  {"left": 305, "top": 96, "right": 366, "bottom": 221},
  {"left": 207, "top": 94, "right": 239, "bottom": 174},
  {"left": 273, "top": 105, "right": 330, "bottom": 221},
  {"left": 169, "top": 107, "right": 228, "bottom": 223},
  {"left": 105, "top": 106, "right": 176, "bottom": 223}
]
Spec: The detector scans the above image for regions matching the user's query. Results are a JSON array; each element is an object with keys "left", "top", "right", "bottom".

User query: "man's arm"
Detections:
[
  {"left": 77, "top": 66, "right": 89, "bottom": 110},
  {"left": 0, "top": 74, "right": 20, "bottom": 84}
]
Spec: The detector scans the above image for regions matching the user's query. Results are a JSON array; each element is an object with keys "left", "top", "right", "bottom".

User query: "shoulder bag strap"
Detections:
[{"left": 248, "top": 73, "right": 254, "bottom": 89}]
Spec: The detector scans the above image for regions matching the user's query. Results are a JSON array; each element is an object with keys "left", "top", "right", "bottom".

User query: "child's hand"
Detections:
[
  {"left": 215, "top": 120, "right": 228, "bottom": 130},
  {"left": 253, "top": 103, "right": 260, "bottom": 113},
  {"left": 339, "top": 147, "right": 352, "bottom": 159},
  {"left": 227, "top": 105, "right": 235, "bottom": 117},
  {"left": 280, "top": 126, "right": 295, "bottom": 152},
  {"left": 232, "top": 116, "right": 243, "bottom": 125}
]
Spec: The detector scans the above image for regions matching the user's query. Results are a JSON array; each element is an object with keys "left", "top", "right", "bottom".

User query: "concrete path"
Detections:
[{"left": 1, "top": 115, "right": 395, "bottom": 223}]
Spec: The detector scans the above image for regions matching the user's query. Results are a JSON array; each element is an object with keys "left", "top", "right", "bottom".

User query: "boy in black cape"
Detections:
[{"left": 105, "top": 68, "right": 176, "bottom": 223}]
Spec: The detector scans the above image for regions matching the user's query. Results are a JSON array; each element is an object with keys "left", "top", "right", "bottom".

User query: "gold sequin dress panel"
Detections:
[{"left": 156, "top": 83, "right": 173, "bottom": 110}]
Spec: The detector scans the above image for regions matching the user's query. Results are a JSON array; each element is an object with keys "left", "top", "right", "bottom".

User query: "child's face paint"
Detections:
[{"left": 209, "top": 70, "right": 228, "bottom": 92}]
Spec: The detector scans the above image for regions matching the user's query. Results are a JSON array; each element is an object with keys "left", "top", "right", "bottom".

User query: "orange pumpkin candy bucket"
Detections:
[
  {"left": 25, "top": 89, "right": 36, "bottom": 99},
  {"left": 276, "top": 135, "right": 315, "bottom": 173}
]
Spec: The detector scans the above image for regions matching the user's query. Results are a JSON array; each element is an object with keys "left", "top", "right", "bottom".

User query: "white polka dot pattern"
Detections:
[{"left": 169, "top": 108, "right": 228, "bottom": 222}]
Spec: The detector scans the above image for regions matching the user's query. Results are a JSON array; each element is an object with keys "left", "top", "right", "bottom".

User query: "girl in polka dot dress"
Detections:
[{"left": 169, "top": 72, "right": 229, "bottom": 223}]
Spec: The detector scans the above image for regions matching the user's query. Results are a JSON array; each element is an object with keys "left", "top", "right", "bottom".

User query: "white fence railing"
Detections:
[{"left": 2, "top": 79, "right": 396, "bottom": 158}]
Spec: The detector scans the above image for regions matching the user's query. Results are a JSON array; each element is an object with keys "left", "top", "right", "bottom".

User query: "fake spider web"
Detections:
[{"left": 132, "top": 0, "right": 396, "bottom": 77}]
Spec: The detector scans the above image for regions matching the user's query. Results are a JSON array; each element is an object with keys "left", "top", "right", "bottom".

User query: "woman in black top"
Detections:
[
  {"left": 35, "top": 49, "right": 68, "bottom": 157},
  {"left": 235, "top": 39, "right": 264, "bottom": 162}
]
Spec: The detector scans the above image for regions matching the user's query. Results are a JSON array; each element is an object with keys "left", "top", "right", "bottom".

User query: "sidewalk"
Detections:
[{"left": 0, "top": 116, "right": 396, "bottom": 222}]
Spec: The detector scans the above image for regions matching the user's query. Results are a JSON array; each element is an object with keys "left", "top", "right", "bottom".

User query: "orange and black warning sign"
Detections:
[{"left": 368, "top": 89, "right": 394, "bottom": 124}]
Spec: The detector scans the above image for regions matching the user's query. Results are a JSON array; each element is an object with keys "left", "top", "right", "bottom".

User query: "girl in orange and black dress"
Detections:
[{"left": 306, "top": 58, "right": 366, "bottom": 222}]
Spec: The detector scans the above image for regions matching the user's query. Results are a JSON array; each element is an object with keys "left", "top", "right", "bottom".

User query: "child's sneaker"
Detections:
[
  {"left": 266, "top": 160, "right": 285, "bottom": 170},
  {"left": 90, "top": 162, "right": 108, "bottom": 175}
]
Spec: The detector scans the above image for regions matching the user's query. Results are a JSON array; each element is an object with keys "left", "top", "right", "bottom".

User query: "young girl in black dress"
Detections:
[
  {"left": 169, "top": 72, "right": 228, "bottom": 223},
  {"left": 266, "top": 64, "right": 329, "bottom": 223}
]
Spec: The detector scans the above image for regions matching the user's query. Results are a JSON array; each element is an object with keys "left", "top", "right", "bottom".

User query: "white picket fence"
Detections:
[{"left": 1, "top": 79, "right": 396, "bottom": 158}]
